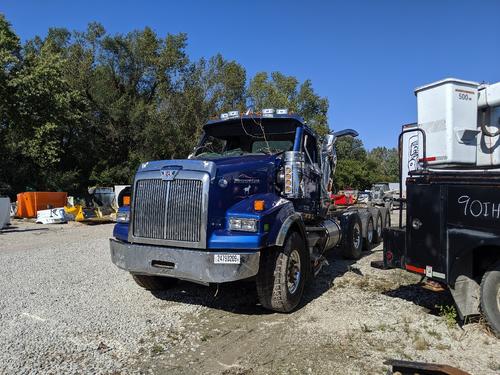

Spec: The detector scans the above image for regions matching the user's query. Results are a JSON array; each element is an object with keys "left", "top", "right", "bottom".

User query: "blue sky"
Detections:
[{"left": 2, "top": 0, "right": 499, "bottom": 149}]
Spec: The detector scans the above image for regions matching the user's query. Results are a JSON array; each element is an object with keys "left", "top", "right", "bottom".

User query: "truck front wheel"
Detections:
[
  {"left": 480, "top": 261, "right": 500, "bottom": 337},
  {"left": 256, "top": 231, "right": 308, "bottom": 312},
  {"left": 131, "top": 274, "right": 178, "bottom": 291}
]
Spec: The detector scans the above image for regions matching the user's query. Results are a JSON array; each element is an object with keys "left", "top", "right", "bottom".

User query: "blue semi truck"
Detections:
[{"left": 110, "top": 110, "right": 389, "bottom": 312}]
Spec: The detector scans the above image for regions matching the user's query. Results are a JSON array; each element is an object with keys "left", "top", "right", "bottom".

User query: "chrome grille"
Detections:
[{"left": 133, "top": 178, "right": 204, "bottom": 243}]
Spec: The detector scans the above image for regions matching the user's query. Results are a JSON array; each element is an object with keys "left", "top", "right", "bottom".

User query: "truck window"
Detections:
[
  {"left": 251, "top": 140, "right": 293, "bottom": 153},
  {"left": 195, "top": 135, "right": 227, "bottom": 157},
  {"left": 303, "top": 134, "right": 318, "bottom": 164},
  {"left": 194, "top": 120, "right": 296, "bottom": 159}
]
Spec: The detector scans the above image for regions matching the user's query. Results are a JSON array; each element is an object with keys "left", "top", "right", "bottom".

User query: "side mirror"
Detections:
[
  {"left": 322, "top": 129, "right": 359, "bottom": 154},
  {"left": 332, "top": 129, "right": 359, "bottom": 139},
  {"left": 322, "top": 134, "right": 336, "bottom": 154}
]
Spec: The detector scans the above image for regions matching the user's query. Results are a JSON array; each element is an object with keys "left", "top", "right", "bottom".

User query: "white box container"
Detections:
[
  {"left": 0, "top": 197, "right": 10, "bottom": 229},
  {"left": 36, "top": 208, "right": 68, "bottom": 224},
  {"left": 415, "top": 78, "right": 480, "bottom": 167}
]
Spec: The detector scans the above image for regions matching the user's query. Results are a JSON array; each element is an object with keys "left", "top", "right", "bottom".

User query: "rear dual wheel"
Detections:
[
  {"left": 342, "top": 213, "right": 363, "bottom": 260},
  {"left": 373, "top": 212, "right": 384, "bottom": 244},
  {"left": 384, "top": 210, "right": 391, "bottom": 228},
  {"left": 363, "top": 217, "right": 374, "bottom": 251}
]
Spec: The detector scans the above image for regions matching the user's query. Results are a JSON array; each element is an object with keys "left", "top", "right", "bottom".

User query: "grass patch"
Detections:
[
  {"left": 150, "top": 344, "right": 165, "bottom": 356},
  {"left": 437, "top": 304, "right": 457, "bottom": 328},
  {"left": 375, "top": 323, "right": 393, "bottom": 332},
  {"left": 413, "top": 335, "right": 430, "bottom": 350},
  {"left": 488, "top": 361, "right": 500, "bottom": 372},
  {"left": 402, "top": 322, "right": 411, "bottom": 335},
  {"left": 200, "top": 334, "right": 212, "bottom": 342},
  {"left": 425, "top": 329, "right": 442, "bottom": 340}
]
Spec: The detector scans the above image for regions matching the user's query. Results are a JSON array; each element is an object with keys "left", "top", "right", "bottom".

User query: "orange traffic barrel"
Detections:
[{"left": 16, "top": 192, "right": 68, "bottom": 218}]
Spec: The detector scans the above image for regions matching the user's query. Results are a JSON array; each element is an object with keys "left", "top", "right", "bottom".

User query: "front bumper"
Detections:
[{"left": 110, "top": 239, "right": 260, "bottom": 284}]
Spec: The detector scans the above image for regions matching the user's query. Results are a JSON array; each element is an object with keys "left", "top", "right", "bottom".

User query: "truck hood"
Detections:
[
  {"left": 135, "top": 154, "right": 282, "bottom": 232},
  {"left": 136, "top": 154, "right": 280, "bottom": 181},
  {"left": 207, "top": 154, "right": 280, "bottom": 231}
]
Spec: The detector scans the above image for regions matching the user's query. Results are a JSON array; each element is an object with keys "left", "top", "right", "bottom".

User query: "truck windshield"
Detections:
[{"left": 193, "top": 120, "right": 297, "bottom": 159}]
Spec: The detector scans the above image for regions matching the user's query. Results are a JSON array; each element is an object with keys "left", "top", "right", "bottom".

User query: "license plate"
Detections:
[{"left": 214, "top": 254, "right": 241, "bottom": 264}]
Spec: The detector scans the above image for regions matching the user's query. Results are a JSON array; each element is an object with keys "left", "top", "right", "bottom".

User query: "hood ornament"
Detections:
[
  {"left": 160, "top": 166, "right": 182, "bottom": 180},
  {"left": 243, "top": 185, "right": 251, "bottom": 195}
]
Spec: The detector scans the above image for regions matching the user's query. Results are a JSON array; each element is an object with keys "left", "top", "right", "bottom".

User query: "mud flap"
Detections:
[{"left": 382, "top": 227, "right": 406, "bottom": 269}]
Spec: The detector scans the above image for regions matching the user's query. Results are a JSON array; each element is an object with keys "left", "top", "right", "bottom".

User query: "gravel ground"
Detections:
[
  {"left": 0, "top": 221, "right": 202, "bottom": 374},
  {"left": 0, "top": 216, "right": 499, "bottom": 374}
]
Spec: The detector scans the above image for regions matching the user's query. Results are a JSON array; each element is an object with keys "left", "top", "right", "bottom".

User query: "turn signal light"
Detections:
[
  {"left": 254, "top": 200, "right": 265, "bottom": 211},
  {"left": 123, "top": 196, "right": 131, "bottom": 206}
]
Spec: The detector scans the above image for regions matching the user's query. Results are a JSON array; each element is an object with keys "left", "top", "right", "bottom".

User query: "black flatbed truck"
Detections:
[{"left": 380, "top": 170, "right": 500, "bottom": 336}]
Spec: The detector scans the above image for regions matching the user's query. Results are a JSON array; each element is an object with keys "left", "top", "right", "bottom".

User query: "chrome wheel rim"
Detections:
[
  {"left": 367, "top": 220, "right": 373, "bottom": 243},
  {"left": 287, "top": 249, "right": 301, "bottom": 294},
  {"left": 353, "top": 223, "right": 361, "bottom": 249}
]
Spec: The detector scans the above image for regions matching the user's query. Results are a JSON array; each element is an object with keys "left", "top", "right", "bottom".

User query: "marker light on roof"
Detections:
[
  {"left": 228, "top": 110, "right": 239, "bottom": 118},
  {"left": 262, "top": 108, "right": 275, "bottom": 118},
  {"left": 276, "top": 108, "right": 288, "bottom": 115},
  {"left": 220, "top": 113, "right": 229, "bottom": 120}
]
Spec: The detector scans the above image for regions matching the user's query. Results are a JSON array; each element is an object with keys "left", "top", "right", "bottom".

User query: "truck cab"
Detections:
[{"left": 111, "top": 110, "right": 381, "bottom": 312}]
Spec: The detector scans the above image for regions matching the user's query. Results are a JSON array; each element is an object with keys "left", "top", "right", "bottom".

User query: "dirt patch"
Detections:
[{"left": 134, "top": 246, "right": 500, "bottom": 375}]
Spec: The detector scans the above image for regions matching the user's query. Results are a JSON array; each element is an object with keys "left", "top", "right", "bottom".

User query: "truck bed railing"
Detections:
[{"left": 398, "top": 126, "right": 428, "bottom": 228}]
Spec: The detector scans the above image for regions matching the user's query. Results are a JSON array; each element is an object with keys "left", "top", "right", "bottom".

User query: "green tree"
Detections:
[
  {"left": 84, "top": 28, "right": 191, "bottom": 185},
  {"left": 335, "top": 136, "right": 367, "bottom": 161},
  {"left": 8, "top": 31, "right": 89, "bottom": 192},
  {"left": 247, "top": 72, "right": 329, "bottom": 135},
  {"left": 368, "top": 146, "right": 398, "bottom": 182},
  {"left": 0, "top": 14, "right": 21, "bottom": 193}
]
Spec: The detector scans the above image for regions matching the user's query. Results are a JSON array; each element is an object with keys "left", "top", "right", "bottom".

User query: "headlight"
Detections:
[
  {"left": 116, "top": 210, "right": 130, "bottom": 223},
  {"left": 229, "top": 217, "right": 258, "bottom": 232}
]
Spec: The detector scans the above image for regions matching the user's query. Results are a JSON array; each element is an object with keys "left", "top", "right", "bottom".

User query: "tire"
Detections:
[
  {"left": 256, "top": 231, "right": 308, "bottom": 312},
  {"left": 341, "top": 213, "right": 363, "bottom": 260},
  {"left": 131, "top": 274, "right": 178, "bottom": 291},
  {"left": 480, "top": 261, "right": 500, "bottom": 337},
  {"left": 373, "top": 212, "right": 383, "bottom": 244},
  {"left": 363, "top": 217, "right": 374, "bottom": 251},
  {"left": 384, "top": 210, "right": 391, "bottom": 229},
  {"left": 384, "top": 200, "right": 393, "bottom": 211}
]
